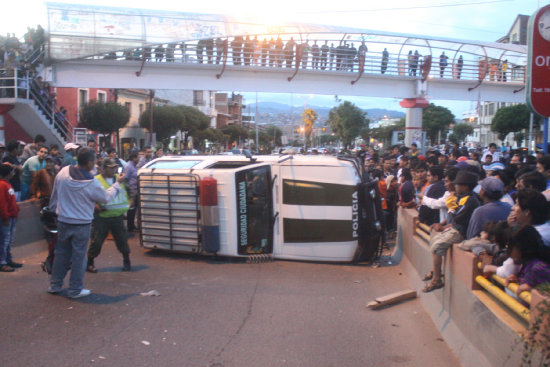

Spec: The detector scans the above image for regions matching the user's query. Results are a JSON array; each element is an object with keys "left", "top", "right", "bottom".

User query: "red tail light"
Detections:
[{"left": 200, "top": 177, "right": 218, "bottom": 206}]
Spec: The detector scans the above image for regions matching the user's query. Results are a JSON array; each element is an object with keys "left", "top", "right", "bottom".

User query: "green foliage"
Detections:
[
  {"left": 194, "top": 127, "right": 226, "bottom": 151},
  {"left": 452, "top": 123, "right": 474, "bottom": 143},
  {"left": 177, "top": 105, "right": 211, "bottom": 149},
  {"left": 364, "top": 119, "right": 405, "bottom": 147},
  {"left": 422, "top": 103, "right": 455, "bottom": 143},
  {"left": 139, "top": 105, "right": 185, "bottom": 141},
  {"left": 79, "top": 101, "right": 130, "bottom": 144},
  {"left": 519, "top": 297, "right": 550, "bottom": 366},
  {"left": 514, "top": 132, "right": 526, "bottom": 147},
  {"left": 320, "top": 134, "right": 338, "bottom": 145},
  {"left": 264, "top": 125, "right": 283, "bottom": 147},
  {"left": 221, "top": 124, "right": 250, "bottom": 144},
  {"left": 491, "top": 104, "right": 539, "bottom": 142},
  {"left": 327, "top": 101, "right": 368, "bottom": 150}
]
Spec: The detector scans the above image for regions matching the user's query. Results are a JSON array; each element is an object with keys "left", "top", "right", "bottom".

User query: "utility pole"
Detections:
[
  {"left": 255, "top": 92, "right": 259, "bottom": 154},
  {"left": 149, "top": 89, "right": 155, "bottom": 146}
]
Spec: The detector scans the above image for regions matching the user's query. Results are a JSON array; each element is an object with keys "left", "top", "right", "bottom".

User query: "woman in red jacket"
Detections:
[{"left": 0, "top": 163, "right": 21, "bottom": 272}]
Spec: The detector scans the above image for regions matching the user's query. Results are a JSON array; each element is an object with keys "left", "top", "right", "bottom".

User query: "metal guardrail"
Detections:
[
  {"left": 475, "top": 275, "right": 530, "bottom": 323},
  {"left": 77, "top": 36, "right": 526, "bottom": 84},
  {"left": 0, "top": 67, "right": 73, "bottom": 143},
  {"left": 415, "top": 221, "right": 431, "bottom": 242},
  {"left": 475, "top": 261, "right": 531, "bottom": 323}
]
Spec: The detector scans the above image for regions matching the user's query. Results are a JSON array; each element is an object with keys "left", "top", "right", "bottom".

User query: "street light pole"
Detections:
[{"left": 255, "top": 92, "right": 259, "bottom": 154}]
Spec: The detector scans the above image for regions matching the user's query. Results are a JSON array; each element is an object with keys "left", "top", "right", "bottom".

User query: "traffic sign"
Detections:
[{"left": 527, "top": 4, "right": 550, "bottom": 117}]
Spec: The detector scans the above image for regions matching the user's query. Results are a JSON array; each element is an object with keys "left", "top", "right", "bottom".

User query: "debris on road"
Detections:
[
  {"left": 141, "top": 340, "right": 151, "bottom": 346},
  {"left": 366, "top": 289, "right": 417, "bottom": 309},
  {"left": 140, "top": 290, "right": 160, "bottom": 297}
]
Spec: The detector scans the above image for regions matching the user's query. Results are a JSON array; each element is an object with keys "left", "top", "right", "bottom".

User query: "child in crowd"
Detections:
[
  {"left": 0, "top": 163, "right": 21, "bottom": 272},
  {"left": 470, "top": 220, "right": 510, "bottom": 258},
  {"left": 504, "top": 226, "right": 550, "bottom": 297}
]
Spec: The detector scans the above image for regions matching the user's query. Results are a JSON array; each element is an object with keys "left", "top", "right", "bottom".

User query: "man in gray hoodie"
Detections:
[{"left": 47, "top": 148, "right": 124, "bottom": 298}]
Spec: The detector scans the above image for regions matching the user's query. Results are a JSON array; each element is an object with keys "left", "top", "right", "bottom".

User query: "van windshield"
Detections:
[{"left": 235, "top": 165, "right": 273, "bottom": 255}]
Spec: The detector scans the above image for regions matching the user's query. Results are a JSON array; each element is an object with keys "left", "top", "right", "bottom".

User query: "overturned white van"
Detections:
[{"left": 137, "top": 154, "right": 383, "bottom": 262}]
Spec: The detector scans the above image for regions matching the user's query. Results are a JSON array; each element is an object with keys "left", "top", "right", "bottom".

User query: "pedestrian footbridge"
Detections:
[{"left": 45, "top": 3, "right": 526, "bottom": 103}]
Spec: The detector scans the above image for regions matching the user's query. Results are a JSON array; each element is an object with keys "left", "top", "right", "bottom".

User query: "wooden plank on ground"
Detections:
[{"left": 366, "top": 289, "right": 417, "bottom": 309}]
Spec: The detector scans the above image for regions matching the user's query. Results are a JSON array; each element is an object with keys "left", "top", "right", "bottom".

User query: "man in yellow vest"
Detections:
[{"left": 86, "top": 157, "right": 131, "bottom": 272}]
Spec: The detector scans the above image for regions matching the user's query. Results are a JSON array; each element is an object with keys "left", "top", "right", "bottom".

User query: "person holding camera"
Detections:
[{"left": 86, "top": 158, "right": 131, "bottom": 273}]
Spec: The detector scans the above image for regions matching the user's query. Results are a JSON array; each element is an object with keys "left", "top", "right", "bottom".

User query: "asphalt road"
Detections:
[{"left": 1, "top": 236, "right": 460, "bottom": 367}]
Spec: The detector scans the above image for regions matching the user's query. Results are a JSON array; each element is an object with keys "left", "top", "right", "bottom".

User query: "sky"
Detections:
[{"left": 3, "top": 0, "right": 548, "bottom": 118}]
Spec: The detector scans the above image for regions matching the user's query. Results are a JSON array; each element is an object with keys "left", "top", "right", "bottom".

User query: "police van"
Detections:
[{"left": 137, "top": 154, "right": 383, "bottom": 262}]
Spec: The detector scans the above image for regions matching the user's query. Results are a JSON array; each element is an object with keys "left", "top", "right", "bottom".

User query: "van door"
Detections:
[{"left": 276, "top": 160, "right": 361, "bottom": 262}]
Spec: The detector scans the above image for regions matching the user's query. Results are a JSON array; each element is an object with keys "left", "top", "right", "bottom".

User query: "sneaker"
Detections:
[
  {"left": 0, "top": 265, "right": 14, "bottom": 272},
  {"left": 47, "top": 286, "right": 61, "bottom": 294},
  {"left": 68, "top": 289, "right": 91, "bottom": 299},
  {"left": 8, "top": 261, "right": 23, "bottom": 268}
]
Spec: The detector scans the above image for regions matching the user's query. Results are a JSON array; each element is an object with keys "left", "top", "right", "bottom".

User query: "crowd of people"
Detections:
[
  {"left": 2, "top": 134, "right": 550, "bottom": 301},
  {"left": 361, "top": 142, "right": 550, "bottom": 296},
  {"left": 0, "top": 135, "right": 167, "bottom": 298},
  {"left": 104, "top": 37, "right": 519, "bottom": 82}
]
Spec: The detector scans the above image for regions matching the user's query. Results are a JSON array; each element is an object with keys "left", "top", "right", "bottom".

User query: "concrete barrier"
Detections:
[
  {"left": 12, "top": 199, "right": 47, "bottom": 259},
  {"left": 397, "top": 207, "right": 527, "bottom": 367}
]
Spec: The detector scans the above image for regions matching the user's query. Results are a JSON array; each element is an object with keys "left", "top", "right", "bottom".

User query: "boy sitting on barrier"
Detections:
[{"left": 422, "top": 170, "right": 480, "bottom": 292}]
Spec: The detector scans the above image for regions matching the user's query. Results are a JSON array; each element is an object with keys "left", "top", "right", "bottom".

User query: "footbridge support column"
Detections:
[{"left": 399, "top": 98, "right": 429, "bottom": 149}]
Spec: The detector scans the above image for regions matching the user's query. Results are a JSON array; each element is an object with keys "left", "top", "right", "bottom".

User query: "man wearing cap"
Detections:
[
  {"left": 423, "top": 170, "right": 480, "bottom": 292},
  {"left": 62, "top": 143, "right": 79, "bottom": 168},
  {"left": 465, "top": 177, "right": 511, "bottom": 239},
  {"left": 86, "top": 157, "right": 131, "bottom": 273}
]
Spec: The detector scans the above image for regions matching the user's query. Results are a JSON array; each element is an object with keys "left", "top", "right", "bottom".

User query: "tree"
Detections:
[
  {"left": 139, "top": 105, "right": 185, "bottom": 142},
  {"left": 79, "top": 101, "right": 130, "bottom": 147},
  {"left": 327, "top": 101, "right": 368, "bottom": 150},
  {"left": 364, "top": 119, "right": 405, "bottom": 147},
  {"left": 422, "top": 103, "right": 455, "bottom": 144},
  {"left": 514, "top": 132, "right": 525, "bottom": 147},
  {"left": 301, "top": 108, "right": 318, "bottom": 151},
  {"left": 194, "top": 127, "right": 225, "bottom": 152},
  {"left": 452, "top": 123, "right": 474, "bottom": 143},
  {"left": 264, "top": 125, "right": 283, "bottom": 147},
  {"left": 178, "top": 105, "right": 211, "bottom": 149},
  {"left": 491, "top": 104, "right": 540, "bottom": 142},
  {"left": 221, "top": 124, "right": 250, "bottom": 147}
]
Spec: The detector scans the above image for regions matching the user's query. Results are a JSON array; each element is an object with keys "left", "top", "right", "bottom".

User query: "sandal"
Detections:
[
  {"left": 422, "top": 271, "right": 433, "bottom": 281},
  {"left": 86, "top": 265, "right": 98, "bottom": 273},
  {"left": 423, "top": 280, "right": 444, "bottom": 293}
]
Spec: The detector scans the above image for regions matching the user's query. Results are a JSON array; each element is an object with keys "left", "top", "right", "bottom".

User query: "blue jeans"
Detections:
[
  {"left": 50, "top": 222, "right": 91, "bottom": 296},
  {"left": 0, "top": 217, "right": 16, "bottom": 265}
]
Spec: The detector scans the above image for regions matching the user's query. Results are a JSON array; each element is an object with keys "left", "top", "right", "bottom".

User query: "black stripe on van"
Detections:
[
  {"left": 283, "top": 180, "right": 355, "bottom": 206},
  {"left": 283, "top": 218, "right": 355, "bottom": 243}
]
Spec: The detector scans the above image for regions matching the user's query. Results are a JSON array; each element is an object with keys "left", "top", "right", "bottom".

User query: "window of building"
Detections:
[
  {"left": 78, "top": 89, "right": 89, "bottom": 109},
  {"left": 488, "top": 103, "right": 495, "bottom": 116},
  {"left": 97, "top": 91, "right": 106, "bottom": 103},
  {"left": 193, "top": 90, "right": 204, "bottom": 106},
  {"left": 139, "top": 103, "right": 144, "bottom": 114},
  {"left": 125, "top": 102, "right": 131, "bottom": 112}
]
